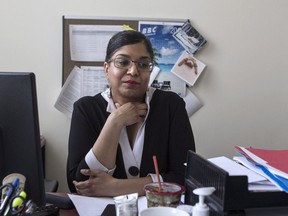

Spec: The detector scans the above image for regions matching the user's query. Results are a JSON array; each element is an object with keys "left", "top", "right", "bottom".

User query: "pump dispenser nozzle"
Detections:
[{"left": 192, "top": 187, "right": 215, "bottom": 216}]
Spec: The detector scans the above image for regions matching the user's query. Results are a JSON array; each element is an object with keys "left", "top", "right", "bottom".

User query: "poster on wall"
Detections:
[
  {"left": 139, "top": 21, "right": 187, "bottom": 97},
  {"left": 139, "top": 21, "right": 185, "bottom": 72}
]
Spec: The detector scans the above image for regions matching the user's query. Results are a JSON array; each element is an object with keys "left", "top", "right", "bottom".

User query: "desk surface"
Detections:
[
  {"left": 58, "top": 206, "right": 288, "bottom": 216},
  {"left": 53, "top": 193, "right": 288, "bottom": 216},
  {"left": 59, "top": 208, "right": 288, "bottom": 216},
  {"left": 59, "top": 208, "right": 78, "bottom": 216}
]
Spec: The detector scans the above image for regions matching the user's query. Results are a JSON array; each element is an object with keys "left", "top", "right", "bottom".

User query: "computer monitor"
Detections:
[{"left": 0, "top": 72, "right": 46, "bottom": 207}]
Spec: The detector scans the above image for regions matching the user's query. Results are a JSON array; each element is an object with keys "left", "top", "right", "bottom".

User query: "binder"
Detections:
[{"left": 184, "top": 150, "right": 288, "bottom": 216}]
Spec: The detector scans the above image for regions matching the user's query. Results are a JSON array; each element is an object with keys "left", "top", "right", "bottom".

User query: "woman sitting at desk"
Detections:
[{"left": 66, "top": 30, "right": 195, "bottom": 197}]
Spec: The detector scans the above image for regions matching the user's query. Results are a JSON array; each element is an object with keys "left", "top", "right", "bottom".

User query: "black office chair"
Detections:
[
  {"left": 41, "top": 136, "right": 58, "bottom": 193},
  {"left": 44, "top": 179, "right": 58, "bottom": 193}
]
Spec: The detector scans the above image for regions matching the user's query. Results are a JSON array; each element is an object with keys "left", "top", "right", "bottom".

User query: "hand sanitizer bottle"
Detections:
[{"left": 192, "top": 187, "right": 215, "bottom": 216}]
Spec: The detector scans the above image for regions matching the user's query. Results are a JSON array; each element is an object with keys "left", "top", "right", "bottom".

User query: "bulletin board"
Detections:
[{"left": 62, "top": 15, "right": 187, "bottom": 84}]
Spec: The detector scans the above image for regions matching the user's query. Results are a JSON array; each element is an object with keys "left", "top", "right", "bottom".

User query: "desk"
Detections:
[
  {"left": 59, "top": 208, "right": 78, "bottom": 216},
  {"left": 57, "top": 205, "right": 288, "bottom": 216},
  {"left": 58, "top": 208, "right": 288, "bottom": 216},
  {"left": 53, "top": 193, "right": 288, "bottom": 216}
]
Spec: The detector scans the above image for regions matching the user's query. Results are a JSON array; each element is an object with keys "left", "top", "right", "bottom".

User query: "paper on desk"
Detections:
[
  {"left": 233, "top": 156, "right": 280, "bottom": 191},
  {"left": 68, "top": 194, "right": 147, "bottom": 216},
  {"left": 208, "top": 156, "right": 267, "bottom": 183}
]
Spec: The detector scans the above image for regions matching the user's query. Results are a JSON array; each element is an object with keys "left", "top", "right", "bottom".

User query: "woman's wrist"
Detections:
[{"left": 108, "top": 111, "right": 125, "bottom": 128}]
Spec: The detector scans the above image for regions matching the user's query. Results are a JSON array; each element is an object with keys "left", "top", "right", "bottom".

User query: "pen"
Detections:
[{"left": 0, "top": 178, "right": 19, "bottom": 213}]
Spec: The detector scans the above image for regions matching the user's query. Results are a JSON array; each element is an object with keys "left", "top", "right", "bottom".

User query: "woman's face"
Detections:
[{"left": 104, "top": 42, "right": 152, "bottom": 103}]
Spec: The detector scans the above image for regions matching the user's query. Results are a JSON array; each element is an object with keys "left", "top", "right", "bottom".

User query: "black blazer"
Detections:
[{"left": 67, "top": 89, "right": 195, "bottom": 192}]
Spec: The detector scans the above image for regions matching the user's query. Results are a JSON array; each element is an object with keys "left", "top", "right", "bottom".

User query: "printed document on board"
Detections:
[
  {"left": 69, "top": 25, "right": 122, "bottom": 61},
  {"left": 54, "top": 66, "right": 108, "bottom": 118}
]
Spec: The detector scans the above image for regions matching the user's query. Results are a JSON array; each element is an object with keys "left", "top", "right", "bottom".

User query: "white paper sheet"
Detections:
[
  {"left": 69, "top": 25, "right": 122, "bottom": 61},
  {"left": 183, "top": 89, "right": 203, "bottom": 117},
  {"left": 68, "top": 194, "right": 148, "bottom": 216},
  {"left": 80, "top": 66, "right": 108, "bottom": 97},
  {"left": 54, "top": 66, "right": 108, "bottom": 118},
  {"left": 54, "top": 66, "right": 82, "bottom": 118}
]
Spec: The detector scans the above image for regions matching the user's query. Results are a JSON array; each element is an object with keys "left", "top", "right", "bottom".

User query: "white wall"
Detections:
[{"left": 1, "top": 0, "right": 288, "bottom": 192}]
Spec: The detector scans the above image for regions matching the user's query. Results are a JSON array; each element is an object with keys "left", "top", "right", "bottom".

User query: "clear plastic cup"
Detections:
[
  {"left": 113, "top": 193, "right": 138, "bottom": 216},
  {"left": 144, "top": 182, "right": 185, "bottom": 208}
]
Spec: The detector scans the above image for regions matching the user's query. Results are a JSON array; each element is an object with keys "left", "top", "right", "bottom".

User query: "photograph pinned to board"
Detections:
[
  {"left": 172, "top": 20, "right": 207, "bottom": 55},
  {"left": 171, "top": 51, "right": 206, "bottom": 86}
]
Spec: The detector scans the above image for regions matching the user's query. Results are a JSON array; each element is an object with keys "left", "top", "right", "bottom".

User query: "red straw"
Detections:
[{"left": 153, "top": 155, "right": 162, "bottom": 191}]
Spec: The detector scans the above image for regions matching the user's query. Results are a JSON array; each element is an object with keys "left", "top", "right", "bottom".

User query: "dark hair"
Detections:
[{"left": 105, "top": 30, "right": 154, "bottom": 62}]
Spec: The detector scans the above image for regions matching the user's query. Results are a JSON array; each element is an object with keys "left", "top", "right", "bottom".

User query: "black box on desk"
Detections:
[{"left": 184, "top": 150, "right": 288, "bottom": 216}]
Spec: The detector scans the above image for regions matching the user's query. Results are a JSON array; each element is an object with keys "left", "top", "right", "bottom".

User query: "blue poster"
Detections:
[{"left": 139, "top": 21, "right": 185, "bottom": 73}]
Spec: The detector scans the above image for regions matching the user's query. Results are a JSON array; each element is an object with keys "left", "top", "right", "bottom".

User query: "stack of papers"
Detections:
[
  {"left": 208, "top": 156, "right": 277, "bottom": 191},
  {"left": 235, "top": 146, "right": 288, "bottom": 192}
]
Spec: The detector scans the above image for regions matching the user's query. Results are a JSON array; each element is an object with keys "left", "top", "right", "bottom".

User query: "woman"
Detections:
[{"left": 67, "top": 30, "right": 195, "bottom": 197}]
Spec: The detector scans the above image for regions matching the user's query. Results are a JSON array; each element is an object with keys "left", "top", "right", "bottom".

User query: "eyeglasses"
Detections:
[{"left": 108, "top": 57, "right": 154, "bottom": 72}]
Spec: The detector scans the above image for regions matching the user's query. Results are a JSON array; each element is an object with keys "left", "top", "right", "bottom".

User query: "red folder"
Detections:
[{"left": 235, "top": 146, "right": 288, "bottom": 177}]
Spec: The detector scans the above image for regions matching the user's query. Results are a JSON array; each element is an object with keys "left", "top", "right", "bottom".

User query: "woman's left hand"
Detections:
[{"left": 73, "top": 169, "right": 117, "bottom": 197}]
